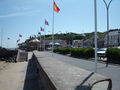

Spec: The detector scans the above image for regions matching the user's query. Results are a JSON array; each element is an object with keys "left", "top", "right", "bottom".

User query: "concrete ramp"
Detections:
[{"left": 33, "top": 51, "right": 112, "bottom": 90}]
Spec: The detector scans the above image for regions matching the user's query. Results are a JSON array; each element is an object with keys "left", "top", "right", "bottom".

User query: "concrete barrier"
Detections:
[
  {"left": 33, "top": 51, "right": 112, "bottom": 90},
  {"left": 16, "top": 50, "right": 28, "bottom": 62}
]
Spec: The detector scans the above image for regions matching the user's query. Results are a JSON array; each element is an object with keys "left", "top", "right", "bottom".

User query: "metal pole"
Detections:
[
  {"left": 44, "top": 23, "right": 46, "bottom": 51},
  {"left": 39, "top": 32, "right": 42, "bottom": 51},
  {"left": 103, "top": 0, "right": 113, "bottom": 67},
  {"left": 94, "top": 0, "right": 98, "bottom": 73},
  {"left": 106, "top": 7, "right": 109, "bottom": 67},
  {"left": 40, "top": 34, "right": 42, "bottom": 51},
  {"left": 52, "top": 0, "right": 55, "bottom": 56},
  {"left": 7, "top": 38, "right": 8, "bottom": 49}
]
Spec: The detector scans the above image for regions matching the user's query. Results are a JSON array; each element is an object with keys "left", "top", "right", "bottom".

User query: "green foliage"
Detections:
[
  {"left": 70, "top": 48, "right": 94, "bottom": 59},
  {"left": 71, "top": 48, "right": 84, "bottom": 58},
  {"left": 83, "top": 48, "right": 94, "bottom": 58},
  {"left": 106, "top": 48, "right": 120, "bottom": 62},
  {"left": 53, "top": 48, "right": 59, "bottom": 53},
  {"left": 53, "top": 48, "right": 70, "bottom": 55},
  {"left": 54, "top": 48, "right": 94, "bottom": 59}
]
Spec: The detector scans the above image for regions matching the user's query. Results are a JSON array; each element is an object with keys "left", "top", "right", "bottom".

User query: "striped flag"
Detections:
[{"left": 54, "top": 1, "right": 60, "bottom": 13}]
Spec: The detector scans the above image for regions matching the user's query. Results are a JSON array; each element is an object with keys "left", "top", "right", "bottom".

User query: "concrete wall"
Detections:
[
  {"left": 33, "top": 51, "right": 112, "bottom": 90},
  {"left": 16, "top": 50, "right": 28, "bottom": 62}
]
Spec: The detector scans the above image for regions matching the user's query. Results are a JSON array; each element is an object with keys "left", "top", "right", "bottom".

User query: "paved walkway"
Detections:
[
  {"left": 0, "top": 52, "right": 40, "bottom": 90},
  {"left": 0, "top": 61, "right": 9, "bottom": 71},
  {"left": 45, "top": 51, "right": 120, "bottom": 90},
  {"left": 0, "top": 62, "right": 28, "bottom": 90}
]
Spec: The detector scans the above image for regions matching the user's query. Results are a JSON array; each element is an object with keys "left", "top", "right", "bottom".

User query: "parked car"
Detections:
[{"left": 97, "top": 48, "right": 107, "bottom": 58}]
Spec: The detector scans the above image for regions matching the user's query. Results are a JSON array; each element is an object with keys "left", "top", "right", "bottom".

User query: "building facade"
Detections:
[{"left": 104, "top": 29, "right": 120, "bottom": 47}]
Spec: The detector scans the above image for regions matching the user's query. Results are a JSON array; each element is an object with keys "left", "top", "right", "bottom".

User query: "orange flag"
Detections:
[{"left": 54, "top": 1, "right": 60, "bottom": 13}]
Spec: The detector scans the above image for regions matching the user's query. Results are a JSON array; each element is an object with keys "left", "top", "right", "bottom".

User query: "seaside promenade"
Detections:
[{"left": 0, "top": 51, "right": 119, "bottom": 90}]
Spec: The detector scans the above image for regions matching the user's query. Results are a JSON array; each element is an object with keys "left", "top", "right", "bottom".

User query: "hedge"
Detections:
[
  {"left": 106, "top": 48, "right": 120, "bottom": 62},
  {"left": 53, "top": 48, "right": 70, "bottom": 55},
  {"left": 54, "top": 47, "right": 120, "bottom": 64},
  {"left": 54, "top": 48, "right": 94, "bottom": 59},
  {"left": 70, "top": 48, "right": 94, "bottom": 59}
]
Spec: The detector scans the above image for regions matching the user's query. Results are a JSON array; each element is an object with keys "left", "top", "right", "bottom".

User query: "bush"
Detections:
[
  {"left": 53, "top": 48, "right": 70, "bottom": 55},
  {"left": 70, "top": 48, "right": 94, "bottom": 59},
  {"left": 83, "top": 48, "right": 94, "bottom": 58},
  {"left": 71, "top": 48, "right": 84, "bottom": 58},
  {"left": 106, "top": 48, "right": 120, "bottom": 62},
  {"left": 53, "top": 48, "right": 59, "bottom": 53}
]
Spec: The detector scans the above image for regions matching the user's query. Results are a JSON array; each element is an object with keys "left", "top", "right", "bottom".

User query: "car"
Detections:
[{"left": 97, "top": 48, "right": 107, "bottom": 58}]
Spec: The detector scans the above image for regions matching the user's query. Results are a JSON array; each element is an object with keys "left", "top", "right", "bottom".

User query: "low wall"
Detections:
[
  {"left": 16, "top": 50, "right": 28, "bottom": 62},
  {"left": 33, "top": 51, "right": 112, "bottom": 90}
]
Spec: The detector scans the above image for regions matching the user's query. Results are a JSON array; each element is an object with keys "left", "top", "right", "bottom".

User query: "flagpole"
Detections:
[
  {"left": 52, "top": 0, "right": 55, "bottom": 56},
  {"left": 44, "top": 22, "right": 46, "bottom": 51},
  {"left": 7, "top": 38, "right": 8, "bottom": 49},
  {"left": 40, "top": 33, "right": 42, "bottom": 51},
  {"left": 38, "top": 31, "right": 42, "bottom": 51},
  {"left": 94, "top": 0, "right": 98, "bottom": 73},
  {"left": 16, "top": 42, "right": 17, "bottom": 50}
]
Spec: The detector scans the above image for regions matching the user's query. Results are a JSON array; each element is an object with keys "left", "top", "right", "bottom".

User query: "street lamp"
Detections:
[
  {"left": 103, "top": 0, "right": 113, "bottom": 48},
  {"left": 94, "top": 0, "right": 98, "bottom": 72},
  {"left": 103, "top": 0, "right": 113, "bottom": 67}
]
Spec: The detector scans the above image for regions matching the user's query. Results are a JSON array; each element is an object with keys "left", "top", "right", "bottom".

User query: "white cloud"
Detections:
[{"left": 0, "top": 10, "right": 40, "bottom": 18}]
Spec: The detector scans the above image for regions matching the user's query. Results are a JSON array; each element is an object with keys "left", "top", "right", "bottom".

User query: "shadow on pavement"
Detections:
[
  {"left": 75, "top": 72, "right": 94, "bottom": 90},
  {"left": 23, "top": 55, "right": 40, "bottom": 90}
]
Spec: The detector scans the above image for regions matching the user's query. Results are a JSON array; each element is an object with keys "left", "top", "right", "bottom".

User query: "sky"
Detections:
[{"left": 0, "top": 0, "right": 120, "bottom": 48}]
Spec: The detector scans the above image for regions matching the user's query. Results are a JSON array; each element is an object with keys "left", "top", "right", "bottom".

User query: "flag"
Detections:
[
  {"left": 34, "top": 35, "right": 36, "bottom": 38},
  {"left": 54, "top": 2, "right": 60, "bottom": 13},
  {"left": 17, "top": 39, "right": 20, "bottom": 43},
  {"left": 45, "top": 20, "right": 49, "bottom": 25},
  {"left": 41, "top": 27, "right": 44, "bottom": 31},
  {"left": 38, "top": 32, "right": 41, "bottom": 35},
  {"left": 19, "top": 34, "right": 22, "bottom": 37},
  {"left": 8, "top": 38, "right": 10, "bottom": 40}
]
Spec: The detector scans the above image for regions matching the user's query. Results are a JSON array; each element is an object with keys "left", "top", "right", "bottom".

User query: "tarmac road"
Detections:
[{"left": 45, "top": 51, "right": 120, "bottom": 90}]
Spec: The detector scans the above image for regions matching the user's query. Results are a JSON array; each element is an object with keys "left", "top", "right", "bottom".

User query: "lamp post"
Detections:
[
  {"left": 38, "top": 32, "right": 41, "bottom": 51},
  {"left": 94, "top": 0, "right": 98, "bottom": 72},
  {"left": 103, "top": 0, "right": 113, "bottom": 67}
]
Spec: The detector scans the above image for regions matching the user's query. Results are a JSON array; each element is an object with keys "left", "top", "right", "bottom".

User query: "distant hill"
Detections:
[{"left": 37, "top": 32, "right": 105, "bottom": 44}]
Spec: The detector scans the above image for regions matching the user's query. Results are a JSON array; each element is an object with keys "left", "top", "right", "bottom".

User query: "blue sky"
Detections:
[{"left": 0, "top": 0, "right": 120, "bottom": 48}]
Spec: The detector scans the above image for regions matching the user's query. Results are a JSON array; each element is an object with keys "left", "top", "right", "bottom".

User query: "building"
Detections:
[
  {"left": 18, "top": 38, "right": 67, "bottom": 51},
  {"left": 72, "top": 40, "right": 83, "bottom": 48},
  {"left": 104, "top": 29, "right": 120, "bottom": 47}
]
